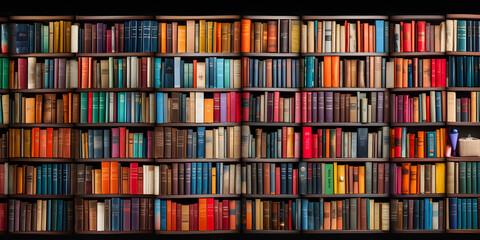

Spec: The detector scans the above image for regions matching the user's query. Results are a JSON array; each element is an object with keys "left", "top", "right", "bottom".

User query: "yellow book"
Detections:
[
  {"left": 435, "top": 162, "right": 445, "bottom": 193},
  {"left": 333, "top": 162, "right": 338, "bottom": 194},
  {"left": 207, "top": 21, "right": 214, "bottom": 53},
  {"left": 358, "top": 166, "right": 365, "bottom": 194},
  {"left": 436, "top": 129, "right": 441, "bottom": 158},
  {"left": 54, "top": 21, "right": 60, "bottom": 53},
  {"left": 181, "top": 205, "right": 189, "bottom": 231},
  {"left": 337, "top": 164, "right": 346, "bottom": 194},
  {"left": 291, "top": 20, "right": 300, "bottom": 53},
  {"left": 177, "top": 25, "right": 186, "bottom": 53},
  {"left": 212, "top": 166, "right": 216, "bottom": 194},
  {"left": 199, "top": 20, "right": 206, "bottom": 53},
  {"left": 186, "top": 20, "right": 195, "bottom": 53},
  {"left": 204, "top": 98, "right": 214, "bottom": 123},
  {"left": 472, "top": 92, "right": 477, "bottom": 122},
  {"left": 59, "top": 20, "right": 64, "bottom": 52},
  {"left": 25, "top": 97, "right": 35, "bottom": 123},
  {"left": 447, "top": 91, "right": 456, "bottom": 122}
]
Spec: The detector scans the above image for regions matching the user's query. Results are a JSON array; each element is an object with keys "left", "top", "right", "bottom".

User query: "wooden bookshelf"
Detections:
[
  {"left": 446, "top": 156, "right": 480, "bottom": 162},
  {"left": 302, "top": 122, "right": 388, "bottom": 127},
  {"left": 241, "top": 87, "right": 301, "bottom": 92},
  {"left": 242, "top": 158, "right": 300, "bottom": 163},
  {"left": 8, "top": 16, "right": 75, "bottom": 21},
  {"left": 8, "top": 231, "right": 74, "bottom": 235},
  {"left": 155, "top": 122, "right": 241, "bottom": 127},
  {"left": 302, "top": 15, "right": 389, "bottom": 21},
  {"left": 74, "top": 87, "right": 155, "bottom": 92},
  {"left": 389, "top": 122, "right": 445, "bottom": 127},
  {"left": 302, "top": 193, "right": 389, "bottom": 198},
  {"left": 155, "top": 194, "right": 241, "bottom": 199},
  {"left": 155, "top": 158, "right": 240, "bottom": 163},
  {"left": 75, "top": 123, "right": 155, "bottom": 128},
  {"left": 303, "top": 230, "right": 390, "bottom": 234},
  {"left": 302, "top": 158, "right": 389, "bottom": 162},
  {"left": 389, "top": 15, "right": 446, "bottom": 21},
  {"left": 156, "top": 230, "right": 240, "bottom": 234},
  {"left": 155, "top": 15, "right": 241, "bottom": 21},
  {"left": 155, "top": 53, "right": 241, "bottom": 58},
  {"left": 241, "top": 122, "right": 301, "bottom": 127},
  {"left": 8, "top": 158, "right": 75, "bottom": 163},
  {"left": 302, "top": 52, "right": 389, "bottom": 57}
]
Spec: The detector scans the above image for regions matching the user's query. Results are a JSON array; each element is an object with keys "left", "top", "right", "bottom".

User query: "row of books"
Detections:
[
  {"left": 390, "top": 127, "right": 446, "bottom": 158},
  {"left": 446, "top": 91, "right": 480, "bottom": 122},
  {"left": 7, "top": 163, "right": 72, "bottom": 195},
  {"left": 390, "top": 91, "right": 445, "bottom": 123},
  {"left": 447, "top": 162, "right": 480, "bottom": 194},
  {"left": 240, "top": 19, "right": 300, "bottom": 53},
  {"left": 242, "top": 92, "right": 299, "bottom": 123},
  {"left": 241, "top": 126, "right": 300, "bottom": 159},
  {"left": 12, "top": 93, "right": 71, "bottom": 124},
  {"left": 154, "top": 126, "right": 241, "bottom": 159},
  {"left": 154, "top": 57, "right": 241, "bottom": 89},
  {"left": 390, "top": 198, "right": 444, "bottom": 230},
  {"left": 243, "top": 199, "right": 301, "bottom": 230},
  {"left": 301, "top": 20, "right": 389, "bottom": 53},
  {"left": 158, "top": 162, "right": 241, "bottom": 196},
  {"left": 243, "top": 162, "right": 297, "bottom": 195},
  {"left": 77, "top": 163, "right": 155, "bottom": 195},
  {"left": 304, "top": 56, "right": 387, "bottom": 88},
  {"left": 393, "top": 58, "right": 447, "bottom": 88},
  {"left": 156, "top": 92, "right": 241, "bottom": 124},
  {"left": 9, "top": 21, "right": 73, "bottom": 53},
  {"left": 74, "top": 197, "right": 154, "bottom": 232},
  {"left": 448, "top": 56, "right": 480, "bottom": 87},
  {"left": 14, "top": 58, "right": 77, "bottom": 90},
  {"left": 242, "top": 58, "right": 300, "bottom": 88},
  {"left": 77, "top": 20, "right": 158, "bottom": 53},
  {"left": 78, "top": 129, "right": 153, "bottom": 159},
  {"left": 301, "top": 198, "right": 390, "bottom": 230},
  {"left": 301, "top": 91, "right": 387, "bottom": 123},
  {"left": 154, "top": 198, "right": 241, "bottom": 231},
  {"left": 158, "top": 20, "right": 241, "bottom": 54},
  {"left": 446, "top": 19, "right": 480, "bottom": 52},
  {"left": 391, "top": 163, "right": 446, "bottom": 195},
  {"left": 448, "top": 198, "right": 479, "bottom": 230},
  {"left": 302, "top": 127, "right": 390, "bottom": 159},
  {"left": 9, "top": 128, "right": 72, "bottom": 158},
  {"left": 391, "top": 21, "right": 446, "bottom": 53},
  {"left": 7, "top": 199, "right": 73, "bottom": 232},
  {"left": 298, "top": 162, "right": 390, "bottom": 195},
  {"left": 77, "top": 57, "right": 154, "bottom": 89}
]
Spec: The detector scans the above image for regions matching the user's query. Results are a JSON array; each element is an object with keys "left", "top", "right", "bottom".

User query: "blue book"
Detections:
[
  {"left": 160, "top": 200, "right": 166, "bottom": 230},
  {"left": 64, "top": 164, "right": 70, "bottom": 194},
  {"left": 52, "top": 164, "right": 58, "bottom": 194},
  {"left": 93, "top": 129, "right": 103, "bottom": 158},
  {"left": 473, "top": 198, "right": 478, "bottom": 229},
  {"left": 125, "top": 92, "right": 131, "bottom": 123},
  {"left": 467, "top": 56, "right": 473, "bottom": 87},
  {"left": 224, "top": 59, "right": 230, "bottom": 88},
  {"left": 130, "top": 20, "right": 138, "bottom": 52},
  {"left": 287, "top": 163, "right": 293, "bottom": 194},
  {"left": 282, "top": 59, "right": 287, "bottom": 88},
  {"left": 450, "top": 198, "right": 458, "bottom": 229},
  {"left": 154, "top": 58, "right": 162, "bottom": 88},
  {"left": 104, "top": 129, "right": 111, "bottom": 158},
  {"left": 164, "top": 58, "right": 174, "bottom": 88},
  {"left": 197, "top": 163, "right": 202, "bottom": 194},
  {"left": 216, "top": 58, "right": 224, "bottom": 88},
  {"left": 197, "top": 127, "right": 205, "bottom": 158},
  {"left": 47, "top": 199, "right": 52, "bottom": 231},
  {"left": 308, "top": 201, "right": 314, "bottom": 230},
  {"left": 301, "top": 199, "right": 308, "bottom": 230},
  {"left": 467, "top": 198, "right": 472, "bottom": 229},
  {"left": 57, "top": 199, "right": 63, "bottom": 231},
  {"left": 305, "top": 57, "right": 314, "bottom": 87},
  {"left": 272, "top": 59, "right": 277, "bottom": 88},
  {"left": 191, "top": 162, "right": 197, "bottom": 194},
  {"left": 449, "top": 56, "right": 456, "bottom": 87},
  {"left": 248, "top": 58, "right": 253, "bottom": 87},
  {"left": 57, "top": 164, "right": 62, "bottom": 195},
  {"left": 299, "top": 162, "right": 307, "bottom": 195},
  {"left": 151, "top": 21, "right": 158, "bottom": 53},
  {"left": 202, "top": 162, "right": 208, "bottom": 194},
  {"left": 458, "top": 56, "right": 464, "bottom": 87},
  {"left": 253, "top": 58, "right": 259, "bottom": 87},
  {"left": 207, "top": 162, "right": 212, "bottom": 194},
  {"left": 205, "top": 58, "right": 210, "bottom": 88},
  {"left": 154, "top": 199, "right": 160, "bottom": 231},
  {"left": 375, "top": 20, "right": 385, "bottom": 52},
  {"left": 111, "top": 198, "right": 120, "bottom": 231},
  {"left": 47, "top": 164, "right": 52, "bottom": 195},
  {"left": 37, "top": 166, "right": 42, "bottom": 194},
  {"left": 173, "top": 57, "right": 181, "bottom": 88},
  {"left": 457, "top": 198, "right": 462, "bottom": 229},
  {"left": 462, "top": 198, "right": 467, "bottom": 229},
  {"left": 156, "top": 92, "right": 164, "bottom": 123},
  {"left": 15, "top": 23, "right": 29, "bottom": 53},
  {"left": 458, "top": 20, "right": 467, "bottom": 52},
  {"left": 426, "top": 131, "right": 437, "bottom": 158},
  {"left": 44, "top": 59, "right": 50, "bottom": 88},
  {"left": 435, "top": 92, "right": 442, "bottom": 122},
  {"left": 142, "top": 20, "right": 151, "bottom": 52}
]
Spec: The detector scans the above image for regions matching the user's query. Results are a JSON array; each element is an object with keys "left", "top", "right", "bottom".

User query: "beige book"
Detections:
[
  {"left": 233, "top": 59, "right": 241, "bottom": 88},
  {"left": 97, "top": 202, "right": 105, "bottom": 231},
  {"left": 181, "top": 205, "right": 190, "bottom": 231},
  {"left": 28, "top": 57, "right": 36, "bottom": 89},
  {"left": 447, "top": 162, "right": 455, "bottom": 194},
  {"left": 301, "top": 23, "right": 308, "bottom": 53},
  {"left": 340, "top": 25, "right": 346, "bottom": 53},
  {"left": 196, "top": 62, "right": 206, "bottom": 88},
  {"left": 307, "top": 21, "right": 314, "bottom": 53},
  {"left": 440, "top": 21, "right": 446, "bottom": 52},
  {"left": 350, "top": 96, "right": 358, "bottom": 123},
  {"left": 381, "top": 202, "right": 389, "bottom": 231},
  {"left": 195, "top": 92, "right": 204, "bottom": 123},
  {"left": 331, "top": 21, "right": 336, "bottom": 53},
  {"left": 446, "top": 19, "right": 454, "bottom": 51},
  {"left": 205, "top": 129, "right": 213, "bottom": 158},
  {"left": 42, "top": 200, "right": 47, "bottom": 231},
  {"left": 454, "top": 20, "right": 458, "bottom": 51},
  {"left": 36, "top": 199, "right": 42, "bottom": 231},
  {"left": 186, "top": 20, "right": 195, "bottom": 53},
  {"left": 336, "top": 23, "right": 341, "bottom": 53},
  {"left": 447, "top": 91, "right": 456, "bottom": 122},
  {"left": 349, "top": 23, "right": 357, "bottom": 52},
  {"left": 374, "top": 202, "right": 380, "bottom": 230}
]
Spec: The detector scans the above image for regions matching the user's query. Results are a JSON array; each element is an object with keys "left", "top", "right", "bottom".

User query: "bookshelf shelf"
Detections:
[
  {"left": 390, "top": 229, "right": 445, "bottom": 233},
  {"left": 8, "top": 231, "right": 74, "bottom": 235},
  {"left": 76, "top": 52, "right": 155, "bottom": 57},
  {"left": 0, "top": 124, "right": 8, "bottom": 128},
  {"left": 243, "top": 194, "right": 300, "bottom": 199},
  {"left": 301, "top": 52, "right": 389, "bottom": 57},
  {"left": 446, "top": 156, "right": 480, "bottom": 162},
  {"left": 242, "top": 15, "right": 300, "bottom": 20},
  {"left": 75, "top": 231, "right": 153, "bottom": 235},
  {"left": 75, "top": 158, "right": 154, "bottom": 163},
  {"left": 9, "top": 16, "right": 75, "bottom": 21},
  {"left": 445, "top": 122, "right": 480, "bottom": 126},
  {"left": 155, "top": 158, "right": 240, "bottom": 163},
  {"left": 389, "top": 15, "right": 446, "bottom": 21},
  {"left": 10, "top": 88, "right": 73, "bottom": 93},
  {"left": 75, "top": 123, "right": 155, "bottom": 128},
  {"left": 302, "top": 15, "right": 389, "bottom": 21},
  {"left": 8, "top": 158, "right": 75, "bottom": 163},
  {"left": 388, "top": 87, "right": 445, "bottom": 92},
  {"left": 155, "top": 122, "right": 241, "bottom": 127},
  {"left": 242, "top": 158, "right": 300, "bottom": 163},
  {"left": 390, "top": 194, "right": 446, "bottom": 198},
  {"left": 155, "top": 15, "right": 241, "bottom": 21},
  {"left": 158, "top": 88, "right": 241, "bottom": 92},
  {"left": 302, "top": 194, "right": 390, "bottom": 198},
  {"left": 302, "top": 158, "right": 389, "bottom": 162},
  {"left": 156, "top": 230, "right": 241, "bottom": 234},
  {"left": 8, "top": 194, "right": 75, "bottom": 199},
  {"left": 74, "top": 87, "right": 156, "bottom": 92},
  {"left": 241, "top": 53, "right": 301, "bottom": 58},
  {"left": 242, "top": 87, "right": 301, "bottom": 92},
  {"left": 446, "top": 51, "right": 480, "bottom": 56},
  {"left": 390, "top": 157, "right": 445, "bottom": 163},
  {"left": 301, "top": 87, "right": 387, "bottom": 92},
  {"left": 446, "top": 229, "right": 480, "bottom": 233},
  {"left": 389, "top": 122, "right": 445, "bottom": 127},
  {"left": 155, "top": 194, "right": 241, "bottom": 199},
  {"left": 446, "top": 87, "right": 480, "bottom": 91},
  {"left": 75, "top": 16, "right": 155, "bottom": 21},
  {"left": 9, "top": 53, "right": 76, "bottom": 58},
  {"left": 445, "top": 14, "right": 480, "bottom": 19},
  {"left": 446, "top": 193, "right": 480, "bottom": 197},
  {"left": 0, "top": 194, "right": 8, "bottom": 199},
  {"left": 75, "top": 194, "right": 155, "bottom": 198},
  {"left": 241, "top": 122, "right": 301, "bottom": 127},
  {"left": 302, "top": 122, "right": 388, "bottom": 127}
]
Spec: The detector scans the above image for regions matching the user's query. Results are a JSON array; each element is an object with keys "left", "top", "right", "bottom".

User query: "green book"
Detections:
[
  {"left": 92, "top": 92, "right": 99, "bottom": 123},
  {"left": 472, "top": 162, "right": 477, "bottom": 194},
  {"left": 138, "top": 133, "right": 143, "bottom": 158},
  {"left": 109, "top": 57, "right": 114, "bottom": 88},
  {"left": 2, "top": 58, "right": 7, "bottom": 89},
  {"left": 325, "top": 163, "right": 334, "bottom": 194},
  {"left": 133, "top": 133, "right": 139, "bottom": 158},
  {"left": 188, "top": 63, "right": 193, "bottom": 88},
  {"left": 457, "top": 20, "right": 467, "bottom": 51},
  {"left": 467, "top": 161, "right": 472, "bottom": 194},
  {"left": 80, "top": 92, "right": 89, "bottom": 123},
  {"left": 43, "top": 25, "right": 49, "bottom": 53},
  {"left": 99, "top": 92, "right": 106, "bottom": 123},
  {"left": 51, "top": 199, "right": 58, "bottom": 231},
  {"left": 183, "top": 62, "right": 189, "bottom": 88},
  {"left": 460, "top": 161, "right": 466, "bottom": 194}
]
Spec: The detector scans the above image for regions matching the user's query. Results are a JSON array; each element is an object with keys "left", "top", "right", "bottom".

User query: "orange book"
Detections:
[
  {"left": 241, "top": 19, "right": 251, "bottom": 53},
  {"left": 16, "top": 166, "right": 23, "bottom": 194},
  {"left": 101, "top": 162, "right": 110, "bottom": 194},
  {"left": 46, "top": 128, "right": 53, "bottom": 158},
  {"left": 331, "top": 56, "right": 340, "bottom": 87},
  {"left": 246, "top": 200, "right": 252, "bottom": 230},
  {"left": 267, "top": 21, "right": 277, "bottom": 53},
  {"left": 80, "top": 57, "right": 90, "bottom": 88},
  {"left": 177, "top": 25, "right": 186, "bottom": 53},
  {"left": 363, "top": 23, "right": 369, "bottom": 52},
  {"left": 216, "top": 22, "right": 222, "bottom": 53},
  {"left": 436, "top": 129, "right": 441, "bottom": 158},
  {"left": 24, "top": 97, "right": 35, "bottom": 123},
  {"left": 229, "top": 199, "right": 236, "bottom": 230},
  {"left": 323, "top": 56, "right": 332, "bottom": 87},
  {"left": 336, "top": 200, "right": 342, "bottom": 230},
  {"left": 324, "top": 201, "right": 331, "bottom": 230},
  {"left": 401, "top": 163, "right": 411, "bottom": 194},
  {"left": 325, "top": 129, "right": 330, "bottom": 158},
  {"left": 110, "top": 161, "right": 119, "bottom": 194},
  {"left": 161, "top": 22, "right": 167, "bottom": 53},
  {"left": 128, "top": 133, "right": 134, "bottom": 158},
  {"left": 198, "top": 198, "right": 207, "bottom": 231},
  {"left": 204, "top": 98, "right": 214, "bottom": 123},
  {"left": 94, "top": 169, "right": 102, "bottom": 194},
  {"left": 63, "top": 128, "right": 71, "bottom": 158},
  {"left": 410, "top": 164, "right": 417, "bottom": 194},
  {"left": 166, "top": 200, "right": 172, "bottom": 231},
  {"left": 33, "top": 127, "right": 40, "bottom": 158},
  {"left": 358, "top": 166, "right": 365, "bottom": 194},
  {"left": 171, "top": 202, "right": 176, "bottom": 230},
  {"left": 357, "top": 20, "right": 362, "bottom": 52},
  {"left": 403, "top": 58, "right": 409, "bottom": 88},
  {"left": 369, "top": 25, "right": 375, "bottom": 52},
  {"left": 417, "top": 131, "right": 425, "bottom": 158},
  {"left": 121, "top": 166, "right": 129, "bottom": 194}
]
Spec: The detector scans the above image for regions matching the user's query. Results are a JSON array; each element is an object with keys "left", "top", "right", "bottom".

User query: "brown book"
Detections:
[
  {"left": 171, "top": 128, "right": 177, "bottom": 159},
  {"left": 164, "top": 127, "right": 172, "bottom": 159},
  {"left": 271, "top": 201, "right": 278, "bottom": 230},
  {"left": 88, "top": 200, "right": 97, "bottom": 231},
  {"left": 333, "top": 92, "right": 341, "bottom": 122},
  {"left": 263, "top": 200, "right": 270, "bottom": 230},
  {"left": 263, "top": 163, "right": 270, "bottom": 195},
  {"left": 42, "top": 93, "right": 52, "bottom": 123},
  {"left": 35, "top": 94, "right": 43, "bottom": 123},
  {"left": 139, "top": 198, "right": 147, "bottom": 231},
  {"left": 72, "top": 93, "right": 80, "bottom": 123},
  {"left": 154, "top": 127, "right": 164, "bottom": 158},
  {"left": 172, "top": 163, "right": 178, "bottom": 195},
  {"left": 160, "top": 164, "right": 168, "bottom": 195},
  {"left": 26, "top": 165, "right": 34, "bottom": 195},
  {"left": 51, "top": 94, "right": 57, "bottom": 123}
]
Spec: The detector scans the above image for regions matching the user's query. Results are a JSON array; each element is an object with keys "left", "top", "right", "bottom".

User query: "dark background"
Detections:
[{"left": 2, "top": 0, "right": 480, "bottom": 239}]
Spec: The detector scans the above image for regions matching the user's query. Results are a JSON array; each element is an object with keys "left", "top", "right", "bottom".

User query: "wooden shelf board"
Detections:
[
  {"left": 9, "top": 53, "right": 76, "bottom": 58},
  {"left": 155, "top": 194, "right": 241, "bottom": 199},
  {"left": 388, "top": 87, "right": 445, "bottom": 92},
  {"left": 156, "top": 122, "right": 241, "bottom": 127},
  {"left": 243, "top": 194, "right": 300, "bottom": 199},
  {"left": 75, "top": 158, "right": 154, "bottom": 163},
  {"left": 242, "top": 87, "right": 300, "bottom": 92},
  {"left": 390, "top": 194, "right": 445, "bottom": 198},
  {"left": 8, "top": 194, "right": 74, "bottom": 199},
  {"left": 302, "top": 122, "right": 388, "bottom": 127},
  {"left": 301, "top": 52, "right": 389, "bottom": 57},
  {"left": 241, "top": 122, "right": 301, "bottom": 127},
  {"left": 302, "top": 194, "right": 389, "bottom": 198},
  {"left": 158, "top": 88, "right": 241, "bottom": 92},
  {"left": 155, "top": 158, "right": 240, "bottom": 163},
  {"left": 156, "top": 230, "right": 240, "bottom": 234},
  {"left": 301, "top": 87, "right": 387, "bottom": 92},
  {"left": 302, "top": 15, "right": 389, "bottom": 20},
  {"left": 76, "top": 52, "right": 155, "bottom": 57},
  {"left": 242, "top": 158, "right": 300, "bottom": 163},
  {"left": 390, "top": 157, "right": 445, "bottom": 163},
  {"left": 302, "top": 158, "right": 389, "bottom": 162},
  {"left": 155, "top": 52, "right": 241, "bottom": 57},
  {"left": 389, "top": 15, "right": 446, "bottom": 21},
  {"left": 75, "top": 16, "right": 154, "bottom": 21},
  {"left": 75, "top": 194, "right": 154, "bottom": 198},
  {"left": 389, "top": 52, "right": 445, "bottom": 57},
  {"left": 75, "top": 88, "right": 155, "bottom": 92},
  {"left": 241, "top": 53, "right": 301, "bottom": 58},
  {"left": 155, "top": 15, "right": 241, "bottom": 21}
]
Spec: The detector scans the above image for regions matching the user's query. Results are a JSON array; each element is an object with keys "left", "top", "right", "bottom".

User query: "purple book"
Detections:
[
  {"left": 54, "top": 58, "right": 59, "bottom": 89},
  {"left": 58, "top": 58, "right": 66, "bottom": 89},
  {"left": 97, "top": 23, "right": 103, "bottom": 53},
  {"left": 389, "top": 93, "right": 395, "bottom": 124},
  {"left": 111, "top": 128, "right": 120, "bottom": 158},
  {"left": 185, "top": 162, "right": 191, "bottom": 195},
  {"left": 220, "top": 93, "right": 227, "bottom": 123},
  {"left": 312, "top": 92, "right": 317, "bottom": 123},
  {"left": 147, "top": 131, "right": 153, "bottom": 158},
  {"left": 318, "top": 91, "right": 324, "bottom": 123},
  {"left": 131, "top": 198, "right": 139, "bottom": 231},
  {"left": 14, "top": 200, "right": 20, "bottom": 231},
  {"left": 397, "top": 94, "right": 403, "bottom": 123},
  {"left": 377, "top": 91, "right": 384, "bottom": 123},
  {"left": 123, "top": 199, "right": 131, "bottom": 231},
  {"left": 325, "top": 92, "right": 333, "bottom": 122}
]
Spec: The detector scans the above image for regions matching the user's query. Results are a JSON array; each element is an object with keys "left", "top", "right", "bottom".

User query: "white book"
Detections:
[
  {"left": 324, "top": 21, "right": 332, "bottom": 53},
  {"left": 440, "top": 21, "right": 446, "bottom": 52},
  {"left": 432, "top": 202, "right": 439, "bottom": 229},
  {"left": 420, "top": 164, "right": 425, "bottom": 194},
  {"left": 27, "top": 57, "right": 36, "bottom": 89},
  {"left": 109, "top": 92, "right": 115, "bottom": 122},
  {"left": 430, "top": 91, "right": 436, "bottom": 122},
  {"left": 126, "top": 57, "right": 131, "bottom": 88},
  {"left": 195, "top": 92, "right": 204, "bottom": 123},
  {"left": 331, "top": 21, "right": 336, "bottom": 52},
  {"left": 174, "top": 57, "right": 181, "bottom": 88},
  {"left": 143, "top": 165, "right": 147, "bottom": 194},
  {"left": 154, "top": 165, "right": 160, "bottom": 195},
  {"left": 335, "top": 23, "right": 341, "bottom": 53},
  {"left": 349, "top": 23, "right": 357, "bottom": 52},
  {"left": 97, "top": 202, "right": 105, "bottom": 231},
  {"left": 131, "top": 57, "right": 138, "bottom": 88},
  {"left": 71, "top": 24, "right": 79, "bottom": 53},
  {"left": 340, "top": 25, "right": 346, "bottom": 53},
  {"left": 446, "top": 19, "right": 454, "bottom": 52}
]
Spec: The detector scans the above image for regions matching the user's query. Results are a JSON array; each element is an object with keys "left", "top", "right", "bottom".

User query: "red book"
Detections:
[
  {"left": 301, "top": 92, "right": 307, "bottom": 123},
  {"left": 222, "top": 200, "right": 229, "bottom": 230},
  {"left": 403, "top": 22, "right": 412, "bottom": 52},
  {"left": 213, "top": 92, "right": 220, "bottom": 123},
  {"left": 193, "top": 60, "right": 197, "bottom": 88},
  {"left": 214, "top": 199, "right": 219, "bottom": 230},
  {"left": 241, "top": 92, "right": 250, "bottom": 122},
  {"left": 441, "top": 59, "right": 446, "bottom": 87},
  {"left": 336, "top": 127, "right": 342, "bottom": 158},
  {"left": 142, "top": 58, "right": 148, "bottom": 88},
  {"left": 417, "top": 21, "right": 426, "bottom": 52},
  {"left": 431, "top": 59, "right": 436, "bottom": 87},
  {"left": 189, "top": 204, "right": 194, "bottom": 231},
  {"left": 302, "top": 127, "right": 312, "bottom": 158},
  {"left": 317, "top": 129, "right": 323, "bottom": 158},
  {"left": 46, "top": 128, "right": 53, "bottom": 158},
  {"left": 426, "top": 96, "right": 431, "bottom": 122},
  {"left": 218, "top": 201, "right": 223, "bottom": 230},
  {"left": 282, "top": 127, "right": 287, "bottom": 158},
  {"left": 207, "top": 198, "right": 214, "bottom": 231},
  {"left": 295, "top": 92, "right": 301, "bottom": 123},
  {"left": 275, "top": 167, "right": 281, "bottom": 194},
  {"left": 229, "top": 92, "right": 235, "bottom": 123},
  {"left": 176, "top": 203, "right": 181, "bottom": 231},
  {"left": 394, "top": 127, "right": 402, "bottom": 158},
  {"left": 312, "top": 134, "right": 318, "bottom": 158},
  {"left": 293, "top": 169, "right": 298, "bottom": 194},
  {"left": 106, "top": 30, "right": 112, "bottom": 53},
  {"left": 436, "top": 58, "right": 442, "bottom": 88},
  {"left": 274, "top": 92, "right": 280, "bottom": 122},
  {"left": 193, "top": 203, "right": 199, "bottom": 231},
  {"left": 171, "top": 202, "right": 176, "bottom": 230},
  {"left": 236, "top": 92, "right": 241, "bottom": 123},
  {"left": 130, "top": 162, "right": 138, "bottom": 194},
  {"left": 409, "top": 134, "right": 415, "bottom": 158},
  {"left": 88, "top": 92, "right": 93, "bottom": 123},
  {"left": 18, "top": 58, "right": 28, "bottom": 89}
]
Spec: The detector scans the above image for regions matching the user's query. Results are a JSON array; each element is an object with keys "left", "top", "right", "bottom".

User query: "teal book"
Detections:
[
  {"left": 52, "top": 163, "right": 58, "bottom": 195},
  {"left": 156, "top": 92, "right": 163, "bottom": 123},
  {"left": 306, "top": 56, "right": 314, "bottom": 87},
  {"left": 183, "top": 62, "right": 189, "bottom": 88},
  {"left": 37, "top": 166, "right": 42, "bottom": 194},
  {"left": 47, "top": 199, "right": 52, "bottom": 231},
  {"left": 467, "top": 161, "right": 472, "bottom": 193},
  {"left": 118, "top": 58, "right": 124, "bottom": 88},
  {"left": 154, "top": 58, "right": 162, "bottom": 88},
  {"left": 43, "top": 25, "right": 49, "bottom": 53},
  {"left": 457, "top": 20, "right": 467, "bottom": 52},
  {"left": 99, "top": 92, "right": 106, "bottom": 123},
  {"left": 133, "top": 133, "right": 139, "bottom": 158},
  {"left": 57, "top": 200, "right": 63, "bottom": 231},
  {"left": 80, "top": 92, "right": 89, "bottom": 123},
  {"left": 47, "top": 164, "right": 52, "bottom": 195},
  {"left": 224, "top": 59, "right": 230, "bottom": 88},
  {"left": 2, "top": 58, "right": 7, "bottom": 89},
  {"left": 467, "top": 198, "right": 472, "bottom": 229},
  {"left": 324, "top": 163, "right": 333, "bottom": 194},
  {"left": 217, "top": 58, "right": 224, "bottom": 88},
  {"left": 52, "top": 199, "right": 58, "bottom": 231},
  {"left": 188, "top": 62, "right": 194, "bottom": 88},
  {"left": 138, "top": 133, "right": 143, "bottom": 158},
  {"left": 473, "top": 198, "right": 478, "bottom": 229},
  {"left": 92, "top": 92, "right": 99, "bottom": 123},
  {"left": 118, "top": 92, "right": 126, "bottom": 123},
  {"left": 134, "top": 92, "right": 140, "bottom": 123},
  {"left": 375, "top": 20, "right": 385, "bottom": 52},
  {"left": 426, "top": 131, "right": 437, "bottom": 158},
  {"left": 467, "top": 56, "right": 473, "bottom": 87}
]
